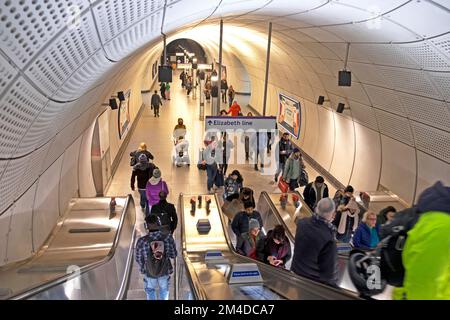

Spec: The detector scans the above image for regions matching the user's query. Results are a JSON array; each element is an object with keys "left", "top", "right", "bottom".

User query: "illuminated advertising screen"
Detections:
[{"left": 278, "top": 93, "right": 301, "bottom": 139}]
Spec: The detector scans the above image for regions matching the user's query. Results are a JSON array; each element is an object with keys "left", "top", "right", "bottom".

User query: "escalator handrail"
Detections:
[
  {"left": 177, "top": 193, "right": 209, "bottom": 300},
  {"left": 260, "top": 191, "right": 350, "bottom": 260},
  {"left": 258, "top": 191, "right": 300, "bottom": 244},
  {"left": 214, "top": 193, "right": 360, "bottom": 300},
  {"left": 10, "top": 194, "right": 136, "bottom": 300}
]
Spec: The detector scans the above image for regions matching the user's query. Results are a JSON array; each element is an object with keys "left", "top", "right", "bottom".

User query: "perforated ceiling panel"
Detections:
[
  {"left": 25, "top": 12, "right": 101, "bottom": 99},
  {"left": 0, "top": 78, "right": 48, "bottom": 158},
  {"left": 428, "top": 72, "right": 450, "bottom": 102},
  {"left": 397, "top": 93, "right": 450, "bottom": 132},
  {"left": 0, "top": 0, "right": 90, "bottom": 68},
  {"left": 347, "top": 101, "right": 379, "bottom": 131},
  {"left": 363, "top": 84, "right": 406, "bottom": 117},
  {"left": 411, "top": 121, "right": 450, "bottom": 163},
  {"left": 0, "top": 54, "right": 17, "bottom": 95},
  {"left": 375, "top": 109, "right": 414, "bottom": 146},
  {"left": 399, "top": 42, "right": 450, "bottom": 71},
  {"left": 378, "top": 66, "right": 441, "bottom": 99},
  {"left": 0, "top": 156, "right": 31, "bottom": 213}
]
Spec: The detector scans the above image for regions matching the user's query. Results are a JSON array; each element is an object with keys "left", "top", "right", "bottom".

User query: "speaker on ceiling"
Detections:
[
  {"left": 109, "top": 98, "right": 118, "bottom": 110},
  {"left": 338, "top": 70, "right": 351, "bottom": 86},
  {"left": 317, "top": 96, "right": 325, "bottom": 105},
  {"left": 117, "top": 91, "right": 125, "bottom": 101},
  {"left": 336, "top": 103, "right": 345, "bottom": 113}
]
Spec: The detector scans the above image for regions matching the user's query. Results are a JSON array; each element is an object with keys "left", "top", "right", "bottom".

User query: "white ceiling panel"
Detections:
[
  {"left": 322, "top": 19, "right": 420, "bottom": 42},
  {"left": 257, "top": 0, "right": 329, "bottom": 15},
  {"left": 386, "top": 0, "right": 450, "bottom": 38}
]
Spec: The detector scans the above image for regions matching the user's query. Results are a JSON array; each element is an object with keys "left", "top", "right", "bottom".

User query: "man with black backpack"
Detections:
[
  {"left": 148, "top": 191, "right": 178, "bottom": 235},
  {"left": 135, "top": 214, "right": 177, "bottom": 300}
]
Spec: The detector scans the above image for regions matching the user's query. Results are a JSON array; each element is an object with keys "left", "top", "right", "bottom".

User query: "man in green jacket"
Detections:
[
  {"left": 282, "top": 148, "right": 305, "bottom": 191},
  {"left": 394, "top": 181, "right": 450, "bottom": 300}
]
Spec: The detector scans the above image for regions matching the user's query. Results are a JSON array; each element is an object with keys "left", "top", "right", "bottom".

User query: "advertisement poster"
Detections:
[
  {"left": 278, "top": 93, "right": 301, "bottom": 139},
  {"left": 118, "top": 90, "right": 131, "bottom": 140}
]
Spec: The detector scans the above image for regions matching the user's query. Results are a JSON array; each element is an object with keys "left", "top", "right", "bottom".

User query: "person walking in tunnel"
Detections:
[
  {"left": 303, "top": 176, "right": 329, "bottom": 211},
  {"left": 274, "top": 132, "right": 293, "bottom": 182},
  {"left": 179, "top": 71, "right": 186, "bottom": 88},
  {"left": 227, "top": 101, "right": 242, "bottom": 117},
  {"left": 159, "top": 82, "right": 166, "bottom": 100},
  {"left": 228, "top": 85, "right": 235, "bottom": 107},
  {"left": 165, "top": 82, "right": 171, "bottom": 100},
  {"left": 186, "top": 76, "right": 193, "bottom": 95},
  {"left": 135, "top": 214, "right": 177, "bottom": 300},
  {"left": 282, "top": 148, "right": 306, "bottom": 191},
  {"left": 218, "top": 132, "right": 234, "bottom": 177},
  {"left": 146, "top": 168, "right": 169, "bottom": 215},
  {"left": 149, "top": 191, "right": 178, "bottom": 236},
  {"left": 151, "top": 90, "right": 163, "bottom": 117},
  {"left": 201, "top": 136, "right": 219, "bottom": 193},
  {"left": 291, "top": 197, "right": 339, "bottom": 288},
  {"left": 249, "top": 130, "right": 268, "bottom": 171},
  {"left": 130, "top": 142, "right": 154, "bottom": 166},
  {"left": 221, "top": 78, "right": 228, "bottom": 104},
  {"left": 131, "top": 154, "right": 156, "bottom": 215}
]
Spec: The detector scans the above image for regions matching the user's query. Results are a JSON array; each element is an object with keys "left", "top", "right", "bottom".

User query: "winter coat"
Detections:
[
  {"left": 150, "top": 200, "right": 178, "bottom": 233},
  {"left": 395, "top": 181, "right": 450, "bottom": 300},
  {"left": 146, "top": 178, "right": 169, "bottom": 207},
  {"left": 303, "top": 182, "right": 329, "bottom": 210},
  {"left": 151, "top": 93, "right": 162, "bottom": 107},
  {"left": 282, "top": 153, "right": 305, "bottom": 182},
  {"left": 231, "top": 210, "right": 263, "bottom": 238},
  {"left": 276, "top": 139, "right": 293, "bottom": 164},
  {"left": 258, "top": 230, "right": 292, "bottom": 267},
  {"left": 227, "top": 103, "right": 241, "bottom": 117},
  {"left": 236, "top": 232, "right": 265, "bottom": 259},
  {"left": 131, "top": 162, "right": 155, "bottom": 190},
  {"left": 291, "top": 215, "right": 338, "bottom": 287},
  {"left": 221, "top": 79, "right": 228, "bottom": 90},
  {"left": 352, "top": 223, "right": 380, "bottom": 250}
]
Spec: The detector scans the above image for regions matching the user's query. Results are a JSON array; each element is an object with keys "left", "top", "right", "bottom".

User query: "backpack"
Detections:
[
  {"left": 145, "top": 239, "right": 171, "bottom": 278},
  {"left": 379, "top": 206, "right": 420, "bottom": 287},
  {"left": 298, "top": 168, "right": 308, "bottom": 187}
]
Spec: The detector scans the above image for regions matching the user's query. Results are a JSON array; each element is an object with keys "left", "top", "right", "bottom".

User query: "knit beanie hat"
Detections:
[{"left": 248, "top": 218, "right": 260, "bottom": 230}]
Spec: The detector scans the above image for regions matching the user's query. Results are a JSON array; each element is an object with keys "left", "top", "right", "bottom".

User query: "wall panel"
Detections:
[
  {"left": 32, "top": 156, "right": 63, "bottom": 251},
  {"left": 380, "top": 135, "right": 416, "bottom": 205},
  {"left": 350, "top": 123, "right": 381, "bottom": 191},
  {"left": 329, "top": 114, "right": 355, "bottom": 185}
]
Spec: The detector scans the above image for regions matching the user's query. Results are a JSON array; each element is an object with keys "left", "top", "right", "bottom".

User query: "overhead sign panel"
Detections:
[
  {"left": 205, "top": 116, "right": 276, "bottom": 131},
  {"left": 177, "top": 63, "right": 191, "bottom": 69}
]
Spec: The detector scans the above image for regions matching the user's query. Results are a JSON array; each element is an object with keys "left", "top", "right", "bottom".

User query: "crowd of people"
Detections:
[{"left": 132, "top": 71, "right": 449, "bottom": 301}]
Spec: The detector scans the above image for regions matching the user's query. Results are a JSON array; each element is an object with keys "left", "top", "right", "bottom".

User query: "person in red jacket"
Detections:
[{"left": 227, "top": 101, "right": 241, "bottom": 117}]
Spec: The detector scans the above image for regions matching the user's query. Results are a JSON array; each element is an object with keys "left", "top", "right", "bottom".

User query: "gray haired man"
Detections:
[{"left": 291, "top": 197, "right": 339, "bottom": 288}]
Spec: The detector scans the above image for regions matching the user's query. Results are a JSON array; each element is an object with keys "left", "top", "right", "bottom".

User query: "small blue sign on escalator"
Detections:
[{"left": 231, "top": 271, "right": 260, "bottom": 278}]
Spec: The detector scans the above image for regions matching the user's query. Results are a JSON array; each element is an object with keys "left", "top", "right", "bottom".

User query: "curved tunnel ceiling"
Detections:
[{"left": 0, "top": 0, "right": 449, "bottom": 216}]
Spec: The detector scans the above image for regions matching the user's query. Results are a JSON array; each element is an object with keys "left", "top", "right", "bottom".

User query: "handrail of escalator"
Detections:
[
  {"left": 177, "top": 193, "right": 208, "bottom": 300},
  {"left": 214, "top": 193, "right": 360, "bottom": 300},
  {"left": 259, "top": 191, "right": 298, "bottom": 244},
  {"left": 260, "top": 191, "right": 350, "bottom": 259},
  {"left": 11, "top": 194, "right": 136, "bottom": 300}
]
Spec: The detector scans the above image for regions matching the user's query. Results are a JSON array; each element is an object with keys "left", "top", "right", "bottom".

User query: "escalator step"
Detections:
[{"left": 68, "top": 227, "right": 111, "bottom": 233}]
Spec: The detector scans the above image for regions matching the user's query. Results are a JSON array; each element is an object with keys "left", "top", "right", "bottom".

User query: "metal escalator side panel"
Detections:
[{"left": 10, "top": 195, "right": 136, "bottom": 300}]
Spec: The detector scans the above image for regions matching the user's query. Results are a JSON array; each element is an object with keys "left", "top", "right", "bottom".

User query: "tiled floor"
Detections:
[{"left": 105, "top": 72, "right": 333, "bottom": 300}]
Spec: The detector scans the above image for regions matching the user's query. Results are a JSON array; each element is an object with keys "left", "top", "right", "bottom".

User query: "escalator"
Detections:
[
  {"left": 1, "top": 195, "right": 136, "bottom": 300},
  {"left": 176, "top": 193, "right": 360, "bottom": 300},
  {"left": 257, "top": 191, "right": 393, "bottom": 299}
]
